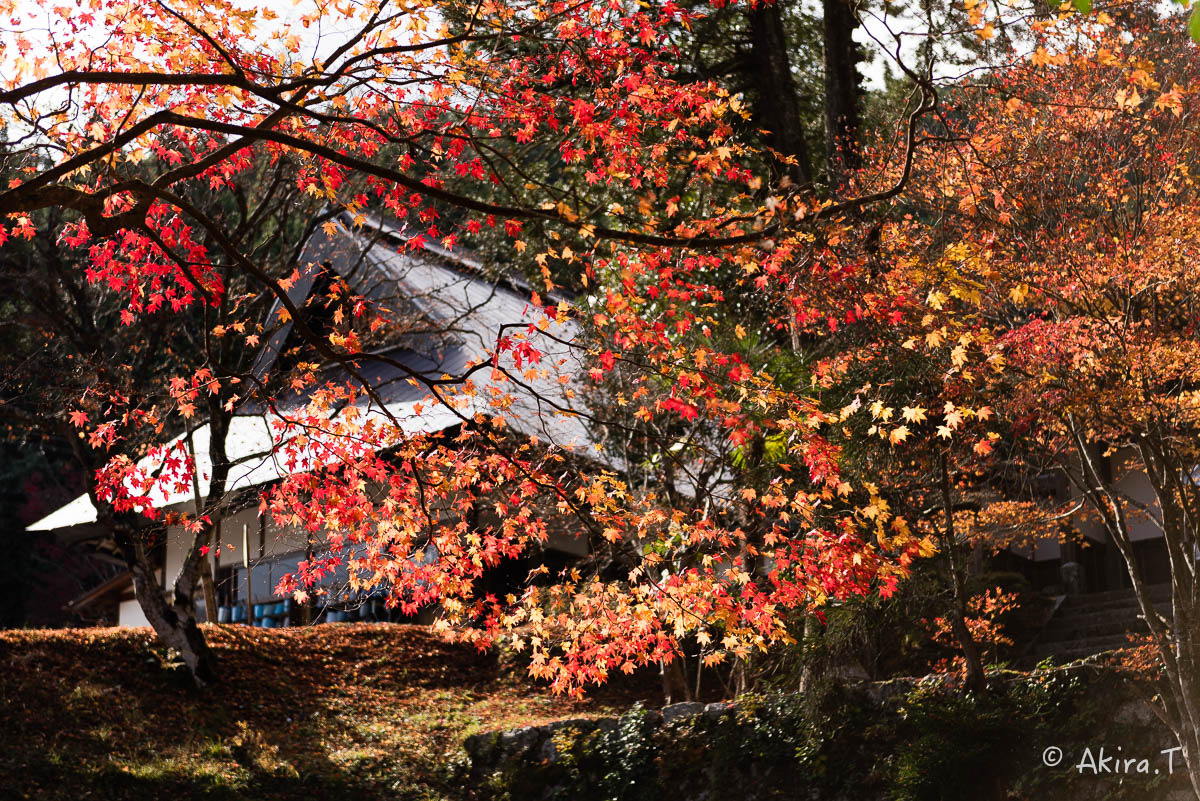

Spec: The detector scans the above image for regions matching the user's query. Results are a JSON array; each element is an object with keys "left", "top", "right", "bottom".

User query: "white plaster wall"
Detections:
[
  {"left": 216, "top": 507, "right": 266, "bottom": 567},
  {"left": 1031, "top": 538, "right": 1063, "bottom": 562},
  {"left": 163, "top": 524, "right": 189, "bottom": 586},
  {"left": 1110, "top": 449, "right": 1165, "bottom": 543},
  {"left": 1028, "top": 448, "right": 1169, "bottom": 564},
  {"left": 117, "top": 598, "right": 151, "bottom": 628},
  {"left": 212, "top": 507, "right": 315, "bottom": 566}
]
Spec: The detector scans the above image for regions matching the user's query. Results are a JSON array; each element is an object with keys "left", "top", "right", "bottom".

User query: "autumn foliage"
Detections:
[
  {"left": 3, "top": 5, "right": 1199, "bottom": 769},
  {"left": 839, "top": 9, "right": 1200, "bottom": 792},
  {"left": 0, "top": 0, "right": 948, "bottom": 697}
]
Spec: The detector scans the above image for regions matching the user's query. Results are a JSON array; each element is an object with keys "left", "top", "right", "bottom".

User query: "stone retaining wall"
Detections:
[
  {"left": 460, "top": 676, "right": 1190, "bottom": 801},
  {"left": 463, "top": 701, "right": 735, "bottom": 779}
]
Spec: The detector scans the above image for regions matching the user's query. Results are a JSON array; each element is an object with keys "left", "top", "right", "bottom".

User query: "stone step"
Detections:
[
  {"left": 1017, "top": 585, "right": 1173, "bottom": 668},
  {"left": 1042, "top": 617, "right": 1154, "bottom": 642},
  {"left": 1058, "top": 597, "right": 1140, "bottom": 615},
  {"left": 1027, "top": 633, "right": 1142, "bottom": 663},
  {"left": 1043, "top": 606, "right": 1169, "bottom": 637},
  {"left": 1059, "top": 583, "right": 1171, "bottom": 607},
  {"left": 1057, "top": 590, "right": 1171, "bottom": 615},
  {"left": 1054, "top": 602, "right": 1156, "bottom": 621}
]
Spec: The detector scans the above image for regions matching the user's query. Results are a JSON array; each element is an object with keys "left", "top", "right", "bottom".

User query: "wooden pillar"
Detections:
[{"left": 243, "top": 522, "right": 253, "bottom": 626}]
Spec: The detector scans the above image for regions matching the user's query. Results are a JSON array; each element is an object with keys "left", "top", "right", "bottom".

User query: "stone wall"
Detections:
[
  {"left": 464, "top": 701, "right": 734, "bottom": 779},
  {"left": 460, "top": 675, "right": 1190, "bottom": 801}
]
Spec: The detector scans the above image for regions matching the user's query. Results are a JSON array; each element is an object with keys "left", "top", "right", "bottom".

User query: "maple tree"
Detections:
[
  {"left": 8, "top": 0, "right": 1194, "bottom": 757},
  {"left": 3, "top": 0, "right": 1199, "bottom": 792},
  {"left": 926, "top": 585, "right": 1020, "bottom": 674},
  {"left": 0, "top": 147, "right": 335, "bottom": 681},
  {"left": 829, "top": 6, "right": 1200, "bottom": 793},
  {"left": 0, "top": 0, "right": 957, "bottom": 696}
]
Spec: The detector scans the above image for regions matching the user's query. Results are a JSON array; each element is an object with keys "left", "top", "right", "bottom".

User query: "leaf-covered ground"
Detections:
[{"left": 0, "top": 624, "right": 661, "bottom": 800}]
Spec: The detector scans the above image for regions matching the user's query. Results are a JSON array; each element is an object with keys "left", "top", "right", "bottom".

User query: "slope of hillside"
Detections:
[{"left": 0, "top": 625, "right": 658, "bottom": 800}]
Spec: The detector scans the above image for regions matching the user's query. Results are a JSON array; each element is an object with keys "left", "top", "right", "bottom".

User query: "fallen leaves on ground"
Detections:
[{"left": 0, "top": 624, "right": 661, "bottom": 800}]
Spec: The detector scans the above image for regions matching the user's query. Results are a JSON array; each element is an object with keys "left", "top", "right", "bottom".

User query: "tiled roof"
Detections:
[{"left": 28, "top": 218, "right": 597, "bottom": 531}]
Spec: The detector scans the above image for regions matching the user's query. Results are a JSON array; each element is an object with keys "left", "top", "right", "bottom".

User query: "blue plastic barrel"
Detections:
[{"left": 217, "top": 606, "right": 231, "bottom": 624}]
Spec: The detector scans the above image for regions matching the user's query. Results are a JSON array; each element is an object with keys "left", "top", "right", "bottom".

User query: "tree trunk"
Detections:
[
  {"left": 822, "top": 0, "right": 861, "bottom": 191},
  {"left": 1064, "top": 424, "right": 1200, "bottom": 798},
  {"left": 798, "top": 612, "right": 822, "bottom": 693},
  {"left": 660, "top": 654, "right": 692, "bottom": 704},
  {"left": 111, "top": 515, "right": 217, "bottom": 688},
  {"left": 940, "top": 454, "right": 987, "bottom": 693},
  {"left": 948, "top": 603, "right": 987, "bottom": 693},
  {"left": 186, "top": 417, "right": 220, "bottom": 623},
  {"left": 747, "top": 0, "right": 813, "bottom": 188}
]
